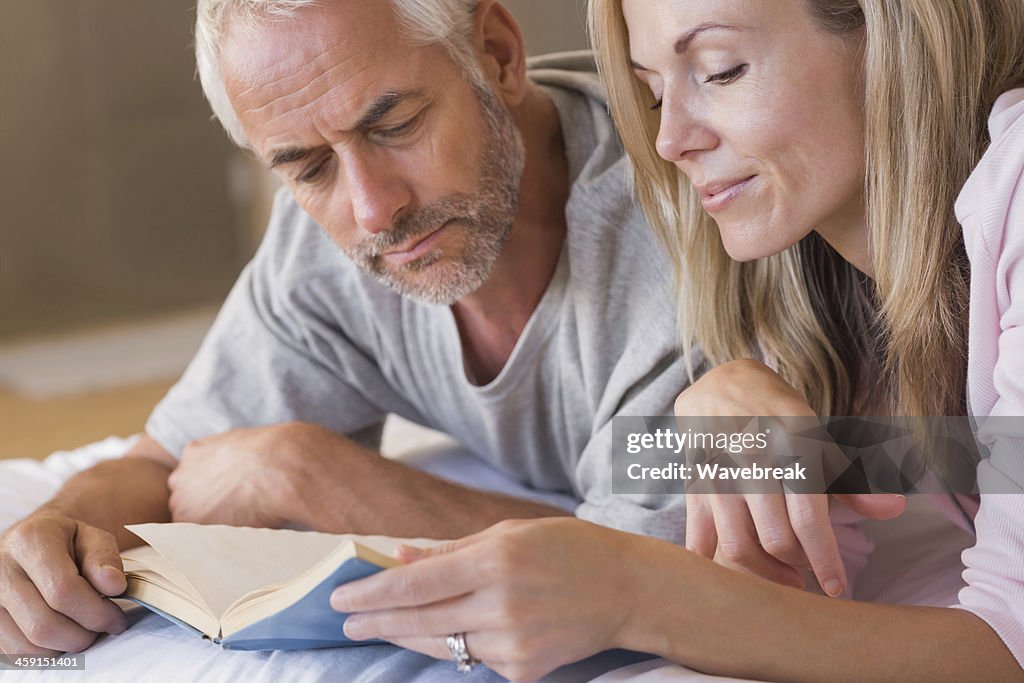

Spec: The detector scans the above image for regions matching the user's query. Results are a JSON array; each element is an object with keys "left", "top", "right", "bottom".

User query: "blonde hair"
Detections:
[
  {"left": 589, "top": 0, "right": 1024, "bottom": 419},
  {"left": 195, "top": 0, "right": 483, "bottom": 148}
]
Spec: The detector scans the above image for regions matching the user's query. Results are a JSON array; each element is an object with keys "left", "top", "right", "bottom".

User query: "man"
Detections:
[{"left": 0, "top": 0, "right": 689, "bottom": 657}]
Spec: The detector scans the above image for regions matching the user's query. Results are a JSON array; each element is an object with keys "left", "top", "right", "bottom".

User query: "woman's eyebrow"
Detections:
[{"left": 630, "top": 23, "right": 749, "bottom": 71}]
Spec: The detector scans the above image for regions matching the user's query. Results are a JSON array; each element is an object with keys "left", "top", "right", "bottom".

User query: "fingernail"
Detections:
[
  {"left": 823, "top": 579, "right": 843, "bottom": 597},
  {"left": 344, "top": 616, "right": 366, "bottom": 640},
  {"left": 396, "top": 545, "right": 425, "bottom": 560},
  {"left": 110, "top": 616, "right": 129, "bottom": 635},
  {"left": 331, "top": 588, "right": 349, "bottom": 611},
  {"left": 102, "top": 564, "right": 121, "bottom": 575}
]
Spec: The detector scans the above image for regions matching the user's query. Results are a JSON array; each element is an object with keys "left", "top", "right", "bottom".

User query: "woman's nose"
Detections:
[{"left": 655, "top": 98, "right": 718, "bottom": 163}]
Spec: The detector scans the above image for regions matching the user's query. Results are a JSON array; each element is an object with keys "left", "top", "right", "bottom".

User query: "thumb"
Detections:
[
  {"left": 75, "top": 524, "right": 127, "bottom": 597},
  {"left": 833, "top": 493, "right": 906, "bottom": 520}
]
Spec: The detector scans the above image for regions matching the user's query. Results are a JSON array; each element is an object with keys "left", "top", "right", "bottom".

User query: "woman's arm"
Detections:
[
  {"left": 336, "top": 357, "right": 1022, "bottom": 681},
  {"left": 335, "top": 518, "right": 1021, "bottom": 682},
  {"left": 953, "top": 87, "right": 1024, "bottom": 673},
  {"left": 653, "top": 360, "right": 1021, "bottom": 679},
  {"left": 622, "top": 532, "right": 1021, "bottom": 682},
  {"left": 674, "top": 360, "right": 903, "bottom": 596}
]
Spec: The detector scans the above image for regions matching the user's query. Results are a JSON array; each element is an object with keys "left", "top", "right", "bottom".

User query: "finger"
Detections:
[
  {"left": 344, "top": 592, "right": 495, "bottom": 641},
  {"left": 0, "top": 607, "right": 59, "bottom": 657},
  {"left": 166, "top": 467, "right": 180, "bottom": 492},
  {"left": 181, "top": 437, "right": 211, "bottom": 454},
  {"left": 684, "top": 495, "right": 718, "bottom": 558},
  {"left": 746, "top": 493, "right": 810, "bottom": 569},
  {"left": 389, "top": 632, "right": 499, "bottom": 667},
  {"left": 2, "top": 571, "right": 98, "bottom": 653},
  {"left": 786, "top": 493, "right": 846, "bottom": 597},
  {"left": 76, "top": 525, "right": 127, "bottom": 599},
  {"left": 171, "top": 441, "right": 205, "bottom": 480},
  {"left": 386, "top": 635, "right": 451, "bottom": 660},
  {"left": 332, "top": 546, "right": 485, "bottom": 613},
  {"left": 395, "top": 529, "right": 492, "bottom": 564},
  {"left": 833, "top": 493, "right": 906, "bottom": 520},
  {"left": 711, "top": 495, "right": 804, "bottom": 589},
  {"left": 12, "top": 528, "right": 128, "bottom": 635}
]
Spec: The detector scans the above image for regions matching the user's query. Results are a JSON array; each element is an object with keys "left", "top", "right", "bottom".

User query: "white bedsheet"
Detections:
[{"left": 0, "top": 420, "right": 972, "bottom": 682}]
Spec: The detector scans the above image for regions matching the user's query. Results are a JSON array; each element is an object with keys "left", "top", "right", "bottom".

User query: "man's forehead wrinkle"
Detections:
[
  {"left": 223, "top": 0, "right": 408, "bottom": 115},
  {"left": 253, "top": 60, "right": 384, "bottom": 163},
  {"left": 222, "top": 2, "right": 376, "bottom": 93},
  {"left": 232, "top": 40, "right": 369, "bottom": 119}
]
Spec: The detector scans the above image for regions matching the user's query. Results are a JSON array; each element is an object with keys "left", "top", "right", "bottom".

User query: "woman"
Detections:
[{"left": 332, "top": 1, "right": 1024, "bottom": 680}]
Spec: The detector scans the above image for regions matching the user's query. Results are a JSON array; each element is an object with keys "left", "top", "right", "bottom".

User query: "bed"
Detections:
[{"left": 0, "top": 419, "right": 972, "bottom": 682}]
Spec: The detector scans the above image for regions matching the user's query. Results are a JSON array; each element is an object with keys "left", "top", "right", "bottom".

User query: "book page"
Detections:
[
  {"left": 126, "top": 523, "right": 443, "bottom": 619},
  {"left": 122, "top": 544, "right": 210, "bottom": 610}
]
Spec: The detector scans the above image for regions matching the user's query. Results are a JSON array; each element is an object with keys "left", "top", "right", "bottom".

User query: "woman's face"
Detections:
[{"left": 623, "top": 0, "right": 867, "bottom": 264}]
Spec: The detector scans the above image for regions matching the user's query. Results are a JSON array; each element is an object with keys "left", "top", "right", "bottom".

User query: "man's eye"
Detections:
[
  {"left": 373, "top": 113, "right": 423, "bottom": 141},
  {"left": 297, "top": 159, "right": 329, "bottom": 184},
  {"left": 705, "top": 63, "right": 748, "bottom": 85}
]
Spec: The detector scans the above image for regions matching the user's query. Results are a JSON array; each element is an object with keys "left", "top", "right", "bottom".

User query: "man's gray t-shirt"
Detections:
[{"left": 147, "top": 52, "right": 692, "bottom": 542}]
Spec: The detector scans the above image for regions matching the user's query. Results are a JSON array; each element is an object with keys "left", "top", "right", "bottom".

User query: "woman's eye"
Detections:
[{"left": 705, "top": 63, "right": 748, "bottom": 85}]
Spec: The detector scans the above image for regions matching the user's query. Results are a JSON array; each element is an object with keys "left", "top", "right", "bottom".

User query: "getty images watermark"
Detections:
[{"left": 612, "top": 415, "right": 1021, "bottom": 495}]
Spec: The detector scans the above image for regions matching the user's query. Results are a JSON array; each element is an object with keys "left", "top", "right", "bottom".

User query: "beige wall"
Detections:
[
  {"left": 0, "top": 2, "right": 247, "bottom": 339},
  {"left": 0, "top": 2, "right": 591, "bottom": 341},
  {"left": 503, "top": 0, "right": 590, "bottom": 56}
]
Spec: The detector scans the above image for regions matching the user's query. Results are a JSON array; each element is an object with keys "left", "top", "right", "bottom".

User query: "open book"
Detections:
[{"left": 120, "top": 523, "right": 442, "bottom": 651}]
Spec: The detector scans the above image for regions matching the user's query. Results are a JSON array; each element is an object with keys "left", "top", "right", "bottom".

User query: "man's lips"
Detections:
[{"left": 382, "top": 222, "right": 452, "bottom": 266}]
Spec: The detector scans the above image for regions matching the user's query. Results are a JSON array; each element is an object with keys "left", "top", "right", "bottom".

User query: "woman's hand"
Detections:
[
  {"left": 675, "top": 360, "right": 904, "bottom": 596},
  {"left": 331, "top": 518, "right": 648, "bottom": 682}
]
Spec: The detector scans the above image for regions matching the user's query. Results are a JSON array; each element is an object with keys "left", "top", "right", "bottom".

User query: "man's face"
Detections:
[{"left": 220, "top": 1, "right": 525, "bottom": 304}]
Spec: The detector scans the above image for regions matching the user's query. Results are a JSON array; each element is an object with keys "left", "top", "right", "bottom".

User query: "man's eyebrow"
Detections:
[
  {"left": 630, "top": 23, "right": 747, "bottom": 71},
  {"left": 267, "top": 89, "right": 426, "bottom": 169},
  {"left": 270, "top": 146, "right": 318, "bottom": 169},
  {"left": 356, "top": 89, "right": 425, "bottom": 129}
]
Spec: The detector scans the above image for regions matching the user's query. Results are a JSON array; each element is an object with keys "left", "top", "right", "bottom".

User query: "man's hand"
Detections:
[
  {"left": 0, "top": 514, "right": 128, "bottom": 655},
  {"left": 168, "top": 422, "right": 327, "bottom": 528},
  {"left": 170, "top": 421, "right": 569, "bottom": 538},
  {"left": 0, "top": 437, "right": 172, "bottom": 656}
]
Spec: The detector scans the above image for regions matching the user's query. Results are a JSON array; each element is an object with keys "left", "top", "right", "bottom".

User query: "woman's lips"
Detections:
[
  {"left": 382, "top": 222, "right": 451, "bottom": 266},
  {"left": 698, "top": 176, "right": 756, "bottom": 213}
]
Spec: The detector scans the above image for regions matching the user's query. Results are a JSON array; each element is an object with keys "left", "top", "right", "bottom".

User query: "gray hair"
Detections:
[{"left": 195, "top": 0, "right": 484, "bottom": 148}]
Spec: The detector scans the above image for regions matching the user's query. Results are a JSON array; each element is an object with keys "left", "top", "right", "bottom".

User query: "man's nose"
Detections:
[
  {"left": 654, "top": 97, "right": 718, "bottom": 163},
  {"left": 342, "top": 150, "right": 412, "bottom": 235}
]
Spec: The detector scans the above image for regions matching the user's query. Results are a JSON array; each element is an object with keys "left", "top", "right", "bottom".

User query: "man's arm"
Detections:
[
  {"left": 39, "top": 436, "right": 175, "bottom": 546},
  {"left": 288, "top": 434, "right": 572, "bottom": 538},
  {"left": 296, "top": 447, "right": 572, "bottom": 538},
  {"left": 0, "top": 436, "right": 174, "bottom": 655},
  {"left": 167, "top": 422, "right": 570, "bottom": 538}
]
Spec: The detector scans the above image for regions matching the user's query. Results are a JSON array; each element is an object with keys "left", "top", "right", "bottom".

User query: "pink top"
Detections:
[{"left": 953, "top": 88, "right": 1024, "bottom": 668}]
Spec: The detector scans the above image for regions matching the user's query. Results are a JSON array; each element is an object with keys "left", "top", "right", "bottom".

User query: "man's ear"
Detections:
[{"left": 472, "top": 0, "right": 527, "bottom": 106}]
